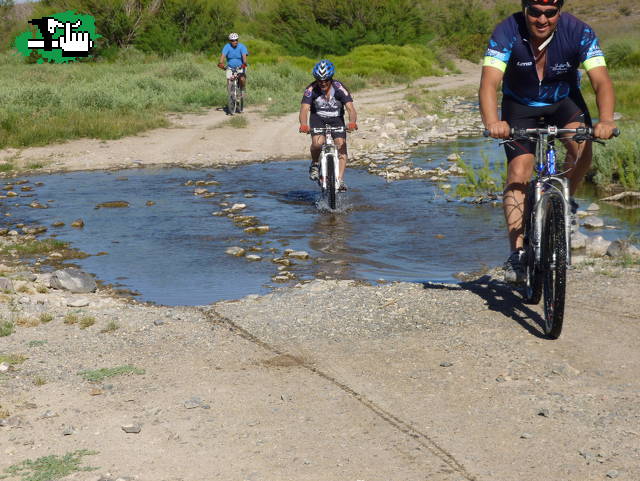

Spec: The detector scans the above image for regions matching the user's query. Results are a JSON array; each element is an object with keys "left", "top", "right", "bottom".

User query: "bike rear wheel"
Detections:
[
  {"left": 541, "top": 194, "right": 567, "bottom": 339},
  {"left": 325, "top": 154, "right": 337, "bottom": 210},
  {"left": 228, "top": 82, "right": 238, "bottom": 115}
]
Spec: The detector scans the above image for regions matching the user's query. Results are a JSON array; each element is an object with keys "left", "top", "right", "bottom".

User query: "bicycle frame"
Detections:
[
  {"left": 527, "top": 128, "right": 572, "bottom": 266},
  {"left": 312, "top": 125, "right": 343, "bottom": 192}
]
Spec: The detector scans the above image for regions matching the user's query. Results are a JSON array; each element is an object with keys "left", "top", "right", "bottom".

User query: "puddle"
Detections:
[{"left": 4, "top": 138, "right": 637, "bottom": 306}]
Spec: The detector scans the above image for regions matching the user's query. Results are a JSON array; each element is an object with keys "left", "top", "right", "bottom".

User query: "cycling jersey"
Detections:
[
  {"left": 301, "top": 80, "right": 353, "bottom": 119},
  {"left": 221, "top": 42, "right": 248, "bottom": 69},
  {"left": 483, "top": 12, "right": 605, "bottom": 107}
]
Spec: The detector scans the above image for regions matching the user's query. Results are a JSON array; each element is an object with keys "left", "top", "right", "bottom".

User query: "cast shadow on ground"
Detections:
[{"left": 421, "top": 276, "right": 548, "bottom": 339}]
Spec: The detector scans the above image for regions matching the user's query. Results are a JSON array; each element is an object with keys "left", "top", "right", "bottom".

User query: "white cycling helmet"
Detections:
[{"left": 228, "top": 33, "right": 239, "bottom": 41}]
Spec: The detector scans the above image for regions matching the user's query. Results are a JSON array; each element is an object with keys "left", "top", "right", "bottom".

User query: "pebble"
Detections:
[
  {"left": 225, "top": 247, "right": 245, "bottom": 257},
  {"left": 67, "top": 298, "right": 90, "bottom": 307},
  {"left": 62, "top": 426, "right": 75, "bottom": 436},
  {"left": 230, "top": 203, "right": 247, "bottom": 212},
  {"left": 439, "top": 361, "right": 453, "bottom": 367},
  {"left": 583, "top": 216, "right": 604, "bottom": 228},
  {"left": 287, "top": 251, "right": 310, "bottom": 260},
  {"left": 537, "top": 408, "right": 550, "bottom": 417},
  {"left": 606, "top": 470, "right": 619, "bottom": 478},
  {"left": 0, "top": 362, "right": 10, "bottom": 373},
  {"left": 586, "top": 202, "right": 600, "bottom": 211},
  {"left": 245, "top": 255, "right": 262, "bottom": 261},
  {"left": 121, "top": 424, "right": 142, "bottom": 434},
  {"left": 153, "top": 319, "right": 164, "bottom": 326},
  {"left": 520, "top": 433, "right": 533, "bottom": 439},
  {"left": 184, "top": 397, "right": 203, "bottom": 409}
]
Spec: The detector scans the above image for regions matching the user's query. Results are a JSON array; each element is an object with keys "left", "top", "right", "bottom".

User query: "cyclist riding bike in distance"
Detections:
[
  {"left": 218, "top": 33, "right": 249, "bottom": 100},
  {"left": 478, "top": 0, "right": 617, "bottom": 283},
  {"left": 298, "top": 59, "right": 358, "bottom": 191}
]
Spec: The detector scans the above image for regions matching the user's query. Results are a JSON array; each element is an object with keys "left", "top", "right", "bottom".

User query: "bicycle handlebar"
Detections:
[
  {"left": 310, "top": 126, "right": 345, "bottom": 135},
  {"left": 482, "top": 126, "right": 620, "bottom": 139}
]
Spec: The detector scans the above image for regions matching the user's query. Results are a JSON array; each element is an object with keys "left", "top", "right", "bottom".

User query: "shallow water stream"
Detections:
[{"left": 6, "top": 137, "right": 637, "bottom": 305}]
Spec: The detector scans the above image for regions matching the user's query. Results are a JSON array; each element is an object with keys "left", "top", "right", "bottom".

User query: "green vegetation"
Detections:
[
  {"left": 454, "top": 156, "right": 506, "bottom": 198},
  {"left": 78, "top": 364, "right": 144, "bottom": 382},
  {"left": 63, "top": 312, "right": 78, "bottom": 325},
  {"left": 27, "top": 340, "right": 48, "bottom": 347},
  {"left": 591, "top": 122, "right": 640, "bottom": 191},
  {"left": 32, "top": 375, "right": 46, "bottom": 386},
  {"left": 214, "top": 115, "right": 249, "bottom": 129},
  {"left": 0, "top": 321, "right": 15, "bottom": 337},
  {"left": 0, "top": 353, "right": 27, "bottom": 365},
  {"left": 99, "top": 320, "right": 119, "bottom": 333},
  {"left": 78, "top": 315, "right": 95, "bottom": 329},
  {"left": 0, "top": 238, "right": 67, "bottom": 256},
  {"left": 2, "top": 450, "right": 98, "bottom": 481}
]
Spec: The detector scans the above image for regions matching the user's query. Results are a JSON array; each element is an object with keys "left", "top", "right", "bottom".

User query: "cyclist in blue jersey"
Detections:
[
  {"left": 479, "top": 0, "right": 617, "bottom": 283},
  {"left": 218, "top": 33, "right": 249, "bottom": 96},
  {"left": 299, "top": 60, "right": 358, "bottom": 191}
]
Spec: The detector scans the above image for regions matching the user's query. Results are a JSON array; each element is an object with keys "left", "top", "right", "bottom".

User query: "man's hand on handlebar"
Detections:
[
  {"left": 299, "top": 124, "right": 310, "bottom": 134},
  {"left": 347, "top": 122, "right": 358, "bottom": 132},
  {"left": 485, "top": 121, "right": 511, "bottom": 139},
  {"left": 594, "top": 120, "right": 617, "bottom": 140},
  {"left": 217, "top": 62, "right": 225, "bottom": 70}
]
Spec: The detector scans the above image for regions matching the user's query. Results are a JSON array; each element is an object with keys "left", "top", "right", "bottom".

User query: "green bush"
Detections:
[{"left": 591, "top": 122, "right": 640, "bottom": 191}]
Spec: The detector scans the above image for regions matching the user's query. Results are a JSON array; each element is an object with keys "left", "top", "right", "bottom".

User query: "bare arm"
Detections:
[
  {"left": 299, "top": 103, "right": 310, "bottom": 127},
  {"left": 345, "top": 101, "right": 357, "bottom": 124},
  {"left": 586, "top": 66, "right": 617, "bottom": 139},
  {"left": 479, "top": 66, "right": 510, "bottom": 139}
]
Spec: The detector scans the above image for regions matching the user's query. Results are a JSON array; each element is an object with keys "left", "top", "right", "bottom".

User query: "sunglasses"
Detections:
[
  {"left": 527, "top": 5, "right": 560, "bottom": 18},
  {"left": 317, "top": 79, "right": 331, "bottom": 84}
]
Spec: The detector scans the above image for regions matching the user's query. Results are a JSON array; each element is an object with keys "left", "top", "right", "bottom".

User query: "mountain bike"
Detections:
[
  {"left": 487, "top": 126, "right": 619, "bottom": 339},
  {"left": 227, "top": 67, "right": 244, "bottom": 115},
  {"left": 311, "top": 125, "right": 344, "bottom": 210}
]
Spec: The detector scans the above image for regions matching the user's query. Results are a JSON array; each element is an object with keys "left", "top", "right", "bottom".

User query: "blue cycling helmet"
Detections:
[{"left": 312, "top": 60, "right": 335, "bottom": 81}]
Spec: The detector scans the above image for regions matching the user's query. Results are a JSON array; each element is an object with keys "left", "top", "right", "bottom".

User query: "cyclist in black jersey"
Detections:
[
  {"left": 479, "top": 0, "right": 617, "bottom": 283},
  {"left": 299, "top": 60, "right": 358, "bottom": 191}
]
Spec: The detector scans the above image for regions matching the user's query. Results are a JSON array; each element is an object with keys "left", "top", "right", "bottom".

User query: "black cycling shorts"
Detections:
[
  {"left": 501, "top": 94, "right": 591, "bottom": 161},
  {"left": 310, "top": 113, "right": 347, "bottom": 139}
]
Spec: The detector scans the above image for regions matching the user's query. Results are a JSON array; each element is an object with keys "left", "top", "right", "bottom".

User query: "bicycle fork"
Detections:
[{"left": 531, "top": 176, "right": 572, "bottom": 266}]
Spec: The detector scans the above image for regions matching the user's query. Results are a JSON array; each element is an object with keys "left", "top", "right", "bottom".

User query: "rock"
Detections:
[
  {"left": 537, "top": 408, "right": 550, "bottom": 417},
  {"left": 62, "top": 426, "right": 75, "bottom": 436},
  {"left": 439, "top": 361, "right": 453, "bottom": 367},
  {"left": 225, "top": 246, "right": 245, "bottom": 257},
  {"left": 571, "top": 231, "right": 588, "bottom": 250},
  {"left": 29, "top": 201, "right": 47, "bottom": 209},
  {"left": 193, "top": 188, "right": 208, "bottom": 195},
  {"left": 256, "top": 226, "right": 270, "bottom": 234},
  {"left": 606, "top": 470, "right": 619, "bottom": 479},
  {"left": 585, "top": 235, "right": 611, "bottom": 257},
  {"left": 67, "top": 298, "right": 90, "bottom": 307},
  {"left": 586, "top": 202, "right": 600, "bottom": 211},
  {"left": 50, "top": 268, "right": 97, "bottom": 293},
  {"left": 184, "top": 397, "right": 203, "bottom": 409},
  {"left": 0, "top": 277, "right": 14, "bottom": 292},
  {"left": 607, "top": 239, "right": 640, "bottom": 258},
  {"left": 287, "top": 251, "right": 310, "bottom": 260},
  {"left": 0, "top": 362, "right": 10, "bottom": 373},
  {"left": 121, "top": 424, "right": 142, "bottom": 434},
  {"left": 245, "top": 255, "right": 262, "bottom": 261},
  {"left": 146, "top": 201, "right": 155, "bottom": 206},
  {"left": 51, "top": 221, "right": 65, "bottom": 227},
  {"left": 153, "top": 319, "right": 164, "bottom": 326},
  {"left": 95, "top": 201, "right": 129, "bottom": 209},
  {"left": 22, "top": 225, "right": 47, "bottom": 235},
  {"left": 583, "top": 216, "right": 604, "bottom": 229},
  {"left": 447, "top": 153, "right": 461, "bottom": 162},
  {"left": 520, "top": 433, "right": 533, "bottom": 439},
  {"left": 230, "top": 203, "right": 247, "bottom": 212},
  {"left": 71, "top": 219, "right": 84, "bottom": 228}
]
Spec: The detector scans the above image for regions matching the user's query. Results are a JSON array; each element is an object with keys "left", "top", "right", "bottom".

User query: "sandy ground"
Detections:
[{"left": 2, "top": 60, "right": 640, "bottom": 481}]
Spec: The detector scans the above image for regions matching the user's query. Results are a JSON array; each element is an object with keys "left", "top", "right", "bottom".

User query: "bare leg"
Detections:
[
  {"left": 504, "top": 153, "right": 535, "bottom": 251},
  {"left": 560, "top": 121, "right": 590, "bottom": 196},
  {"left": 335, "top": 137, "right": 347, "bottom": 180},
  {"left": 310, "top": 135, "right": 324, "bottom": 164}
]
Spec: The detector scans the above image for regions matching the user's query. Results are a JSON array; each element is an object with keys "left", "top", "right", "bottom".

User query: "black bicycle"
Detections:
[
  {"left": 227, "top": 67, "right": 244, "bottom": 115},
  {"left": 488, "top": 126, "right": 619, "bottom": 338}
]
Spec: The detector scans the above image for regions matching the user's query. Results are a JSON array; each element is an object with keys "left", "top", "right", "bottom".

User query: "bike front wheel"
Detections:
[
  {"left": 227, "top": 82, "right": 238, "bottom": 115},
  {"left": 541, "top": 194, "right": 567, "bottom": 339},
  {"left": 325, "top": 154, "right": 337, "bottom": 210}
]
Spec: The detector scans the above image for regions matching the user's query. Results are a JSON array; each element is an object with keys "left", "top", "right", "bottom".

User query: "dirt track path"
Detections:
[{"left": 0, "top": 60, "right": 481, "bottom": 173}]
